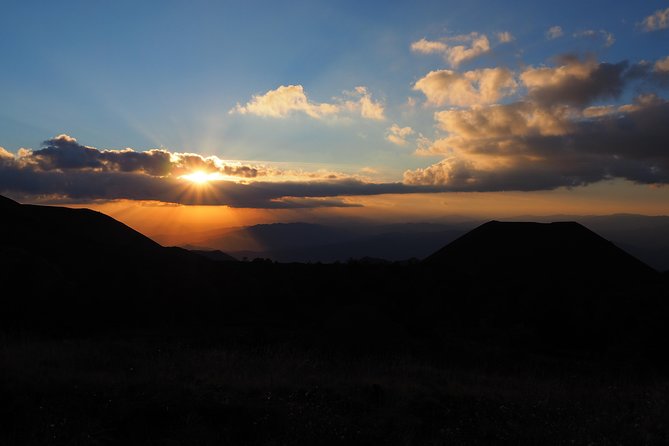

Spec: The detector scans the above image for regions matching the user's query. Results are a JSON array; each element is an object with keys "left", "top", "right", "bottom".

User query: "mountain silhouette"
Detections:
[
  {"left": 0, "top": 194, "right": 20, "bottom": 208},
  {"left": 0, "top": 195, "right": 220, "bottom": 292},
  {"left": 424, "top": 220, "right": 657, "bottom": 279},
  {"left": 189, "top": 249, "right": 238, "bottom": 262},
  {"left": 165, "top": 216, "right": 669, "bottom": 268}
]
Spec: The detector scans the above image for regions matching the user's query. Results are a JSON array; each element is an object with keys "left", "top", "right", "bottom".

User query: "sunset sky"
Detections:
[{"left": 2, "top": 0, "right": 669, "bottom": 236}]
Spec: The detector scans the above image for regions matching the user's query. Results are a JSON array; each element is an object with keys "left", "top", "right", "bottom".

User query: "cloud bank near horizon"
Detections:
[{"left": 0, "top": 135, "right": 450, "bottom": 208}]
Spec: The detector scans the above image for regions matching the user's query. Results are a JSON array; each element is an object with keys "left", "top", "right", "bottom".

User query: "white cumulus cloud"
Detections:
[
  {"left": 414, "top": 67, "right": 517, "bottom": 107},
  {"left": 232, "top": 85, "right": 384, "bottom": 121}
]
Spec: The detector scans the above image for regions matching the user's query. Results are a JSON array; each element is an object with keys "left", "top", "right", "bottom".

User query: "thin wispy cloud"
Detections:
[
  {"left": 573, "top": 29, "right": 615, "bottom": 47},
  {"left": 546, "top": 26, "right": 564, "bottom": 40}
]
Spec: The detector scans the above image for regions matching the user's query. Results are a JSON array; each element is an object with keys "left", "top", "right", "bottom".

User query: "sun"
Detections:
[{"left": 181, "top": 171, "right": 222, "bottom": 184}]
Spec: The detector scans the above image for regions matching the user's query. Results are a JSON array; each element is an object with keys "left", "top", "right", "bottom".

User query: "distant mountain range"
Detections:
[
  {"left": 2, "top": 195, "right": 667, "bottom": 277},
  {"left": 2, "top": 194, "right": 665, "bottom": 343},
  {"left": 172, "top": 222, "right": 468, "bottom": 263},
  {"left": 163, "top": 215, "right": 669, "bottom": 270}
]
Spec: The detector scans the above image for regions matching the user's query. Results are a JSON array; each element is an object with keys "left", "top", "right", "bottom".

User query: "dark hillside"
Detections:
[
  {"left": 1, "top": 198, "right": 669, "bottom": 444},
  {"left": 425, "top": 220, "right": 657, "bottom": 279}
]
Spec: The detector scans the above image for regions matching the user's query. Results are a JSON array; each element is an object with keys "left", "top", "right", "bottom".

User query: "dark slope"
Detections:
[
  {"left": 424, "top": 220, "right": 657, "bottom": 279},
  {"left": 419, "top": 222, "right": 666, "bottom": 353},
  {"left": 0, "top": 196, "right": 207, "bottom": 268},
  {"left": 0, "top": 194, "right": 20, "bottom": 208},
  {"left": 190, "top": 249, "right": 238, "bottom": 262},
  {"left": 0, "top": 196, "right": 217, "bottom": 326},
  {"left": 0, "top": 199, "right": 160, "bottom": 253}
]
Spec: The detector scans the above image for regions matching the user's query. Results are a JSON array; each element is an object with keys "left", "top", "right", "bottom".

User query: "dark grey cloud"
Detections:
[
  {"left": 404, "top": 98, "right": 669, "bottom": 191},
  {"left": 0, "top": 147, "right": 446, "bottom": 208},
  {"left": 23, "top": 134, "right": 260, "bottom": 178},
  {"left": 30, "top": 135, "right": 173, "bottom": 175},
  {"left": 621, "top": 60, "right": 669, "bottom": 89},
  {"left": 521, "top": 55, "right": 630, "bottom": 106}
]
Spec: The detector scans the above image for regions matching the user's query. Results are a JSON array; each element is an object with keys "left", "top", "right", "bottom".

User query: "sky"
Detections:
[{"left": 1, "top": 0, "right": 669, "bottom": 235}]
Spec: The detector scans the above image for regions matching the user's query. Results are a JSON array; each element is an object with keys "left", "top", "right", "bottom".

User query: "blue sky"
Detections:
[
  {"left": 2, "top": 0, "right": 666, "bottom": 151},
  {"left": 1, "top": 0, "right": 669, "bottom": 220}
]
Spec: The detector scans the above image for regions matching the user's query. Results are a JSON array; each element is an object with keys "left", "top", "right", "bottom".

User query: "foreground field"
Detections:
[{"left": 2, "top": 334, "right": 668, "bottom": 445}]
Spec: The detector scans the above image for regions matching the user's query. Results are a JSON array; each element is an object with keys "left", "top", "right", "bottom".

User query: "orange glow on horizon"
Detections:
[{"left": 62, "top": 180, "right": 669, "bottom": 247}]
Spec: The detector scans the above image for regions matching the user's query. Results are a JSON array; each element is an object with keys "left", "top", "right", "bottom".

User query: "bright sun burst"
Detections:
[{"left": 181, "top": 171, "right": 220, "bottom": 184}]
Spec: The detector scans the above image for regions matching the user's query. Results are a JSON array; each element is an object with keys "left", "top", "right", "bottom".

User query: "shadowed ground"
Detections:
[{"left": 1, "top": 197, "right": 668, "bottom": 445}]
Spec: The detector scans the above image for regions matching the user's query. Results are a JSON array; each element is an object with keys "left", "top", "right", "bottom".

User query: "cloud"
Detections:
[
  {"left": 573, "top": 29, "right": 615, "bottom": 47},
  {"left": 410, "top": 38, "right": 447, "bottom": 54},
  {"left": 413, "top": 67, "right": 517, "bottom": 107},
  {"left": 546, "top": 26, "right": 564, "bottom": 40},
  {"left": 443, "top": 33, "right": 491, "bottom": 67},
  {"left": 231, "top": 85, "right": 338, "bottom": 119},
  {"left": 23, "top": 134, "right": 173, "bottom": 176},
  {"left": 231, "top": 85, "right": 384, "bottom": 120},
  {"left": 0, "top": 164, "right": 445, "bottom": 208},
  {"left": 344, "top": 86, "right": 386, "bottom": 121},
  {"left": 414, "top": 101, "right": 572, "bottom": 157},
  {"left": 641, "top": 7, "right": 669, "bottom": 31},
  {"left": 496, "top": 32, "right": 514, "bottom": 43},
  {"left": 411, "top": 33, "right": 491, "bottom": 67},
  {"left": 627, "top": 57, "right": 669, "bottom": 85},
  {"left": 520, "top": 55, "right": 629, "bottom": 106},
  {"left": 403, "top": 97, "right": 669, "bottom": 190},
  {"left": 0, "top": 135, "right": 454, "bottom": 208},
  {"left": 0, "top": 147, "right": 14, "bottom": 160},
  {"left": 435, "top": 101, "right": 569, "bottom": 142},
  {"left": 581, "top": 105, "right": 617, "bottom": 118},
  {"left": 386, "top": 124, "right": 414, "bottom": 146},
  {"left": 269, "top": 197, "right": 363, "bottom": 208},
  {"left": 656, "top": 56, "right": 669, "bottom": 72},
  {"left": 15, "top": 134, "right": 263, "bottom": 178}
]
